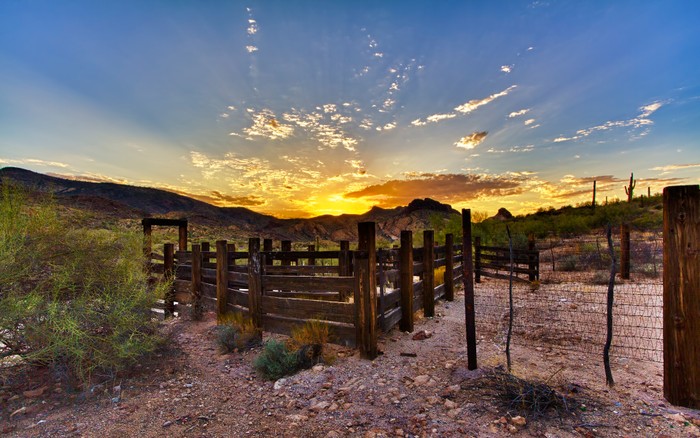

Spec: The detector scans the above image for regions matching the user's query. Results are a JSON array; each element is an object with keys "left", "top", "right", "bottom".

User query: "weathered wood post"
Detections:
[
  {"left": 178, "top": 223, "right": 188, "bottom": 252},
  {"left": 528, "top": 234, "right": 537, "bottom": 282},
  {"left": 663, "top": 185, "right": 700, "bottom": 408},
  {"left": 399, "top": 230, "right": 414, "bottom": 332},
  {"left": 355, "top": 222, "right": 377, "bottom": 359},
  {"left": 281, "top": 240, "right": 292, "bottom": 266},
  {"left": 143, "top": 220, "right": 153, "bottom": 259},
  {"left": 445, "top": 233, "right": 455, "bottom": 301},
  {"left": 263, "top": 239, "right": 273, "bottom": 266},
  {"left": 592, "top": 180, "right": 597, "bottom": 210},
  {"left": 339, "top": 240, "right": 350, "bottom": 276},
  {"left": 620, "top": 224, "right": 631, "bottom": 279},
  {"left": 462, "top": 209, "right": 478, "bottom": 370},
  {"left": 191, "top": 244, "right": 203, "bottom": 320},
  {"left": 164, "top": 243, "right": 175, "bottom": 317},
  {"left": 308, "top": 245, "right": 316, "bottom": 266},
  {"left": 423, "top": 230, "right": 435, "bottom": 317},
  {"left": 201, "top": 242, "right": 211, "bottom": 267},
  {"left": 216, "top": 240, "right": 229, "bottom": 318},
  {"left": 248, "top": 238, "right": 263, "bottom": 331},
  {"left": 474, "top": 236, "right": 482, "bottom": 283}
]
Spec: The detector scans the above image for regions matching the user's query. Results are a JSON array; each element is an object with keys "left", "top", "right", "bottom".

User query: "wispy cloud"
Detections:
[
  {"left": 508, "top": 108, "right": 530, "bottom": 118},
  {"left": 343, "top": 172, "right": 532, "bottom": 207},
  {"left": 500, "top": 65, "right": 513, "bottom": 73},
  {"left": 0, "top": 158, "right": 70, "bottom": 168},
  {"left": 411, "top": 85, "right": 517, "bottom": 126},
  {"left": 455, "top": 131, "right": 488, "bottom": 150},
  {"left": 553, "top": 101, "right": 665, "bottom": 143},
  {"left": 650, "top": 163, "right": 700, "bottom": 175},
  {"left": 486, "top": 144, "right": 534, "bottom": 154},
  {"left": 242, "top": 109, "right": 295, "bottom": 140}
]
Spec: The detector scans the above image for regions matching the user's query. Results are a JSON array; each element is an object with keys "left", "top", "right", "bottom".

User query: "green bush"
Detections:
[
  {"left": 0, "top": 184, "right": 165, "bottom": 385},
  {"left": 254, "top": 339, "right": 301, "bottom": 380}
]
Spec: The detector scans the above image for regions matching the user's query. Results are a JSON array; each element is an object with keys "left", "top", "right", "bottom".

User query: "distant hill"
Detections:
[{"left": 0, "top": 167, "right": 460, "bottom": 242}]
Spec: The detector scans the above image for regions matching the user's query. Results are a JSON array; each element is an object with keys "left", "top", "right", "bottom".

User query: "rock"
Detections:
[
  {"left": 287, "top": 414, "right": 309, "bottom": 422},
  {"left": 511, "top": 415, "right": 526, "bottom": 427},
  {"left": 311, "top": 401, "right": 331, "bottom": 411},
  {"left": 23, "top": 386, "right": 48, "bottom": 398},
  {"left": 444, "top": 399, "right": 457, "bottom": 409},
  {"left": 312, "top": 365, "right": 325, "bottom": 372},
  {"left": 273, "top": 378, "right": 288, "bottom": 390},
  {"left": 413, "top": 375, "right": 430, "bottom": 385},
  {"left": 10, "top": 407, "right": 26, "bottom": 418},
  {"left": 426, "top": 396, "right": 441, "bottom": 405},
  {"left": 162, "top": 421, "right": 172, "bottom": 427},
  {"left": 507, "top": 424, "right": 518, "bottom": 433},
  {"left": 412, "top": 330, "right": 432, "bottom": 341},
  {"left": 447, "top": 408, "right": 462, "bottom": 418},
  {"left": 325, "top": 431, "right": 342, "bottom": 438},
  {"left": 444, "top": 360, "right": 456, "bottom": 369}
]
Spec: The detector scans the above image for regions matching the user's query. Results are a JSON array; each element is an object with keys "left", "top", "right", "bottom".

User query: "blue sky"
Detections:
[{"left": 1, "top": 1, "right": 699, "bottom": 217}]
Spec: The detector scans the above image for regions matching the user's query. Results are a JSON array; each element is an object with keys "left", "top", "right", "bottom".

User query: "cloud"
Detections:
[
  {"left": 508, "top": 108, "right": 530, "bottom": 118},
  {"left": 553, "top": 101, "right": 664, "bottom": 143},
  {"left": 0, "top": 158, "right": 70, "bottom": 168},
  {"left": 486, "top": 144, "right": 534, "bottom": 154},
  {"left": 203, "top": 191, "right": 265, "bottom": 206},
  {"left": 650, "top": 163, "right": 700, "bottom": 175},
  {"left": 412, "top": 85, "right": 517, "bottom": 126},
  {"left": 247, "top": 19, "right": 258, "bottom": 35},
  {"left": 343, "top": 172, "right": 530, "bottom": 207},
  {"left": 242, "top": 109, "right": 294, "bottom": 140},
  {"left": 523, "top": 118, "right": 536, "bottom": 126},
  {"left": 500, "top": 65, "right": 513, "bottom": 73},
  {"left": 282, "top": 109, "right": 358, "bottom": 151},
  {"left": 455, "top": 131, "right": 488, "bottom": 150},
  {"left": 246, "top": 45, "right": 258, "bottom": 53}
]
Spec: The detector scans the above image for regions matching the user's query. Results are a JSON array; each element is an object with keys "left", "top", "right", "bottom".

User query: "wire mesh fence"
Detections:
[{"left": 474, "top": 232, "right": 663, "bottom": 362}]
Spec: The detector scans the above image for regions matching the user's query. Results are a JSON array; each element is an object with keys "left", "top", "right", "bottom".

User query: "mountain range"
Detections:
[{"left": 0, "top": 167, "right": 461, "bottom": 242}]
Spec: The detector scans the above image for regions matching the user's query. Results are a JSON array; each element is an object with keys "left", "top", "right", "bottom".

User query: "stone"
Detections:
[
  {"left": 413, "top": 375, "right": 430, "bottom": 385},
  {"left": 444, "top": 399, "right": 457, "bottom": 409},
  {"left": 511, "top": 415, "right": 526, "bottom": 427},
  {"left": 311, "top": 401, "right": 331, "bottom": 411},
  {"left": 23, "top": 386, "right": 48, "bottom": 398},
  {"left": 273, "top": 378, "right": 288, "bottom": 390}
]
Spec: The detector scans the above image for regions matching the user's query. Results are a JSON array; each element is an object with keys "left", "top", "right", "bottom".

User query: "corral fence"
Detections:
[{"left": 148, "top": 223, "right": 467, "bottom": 359}]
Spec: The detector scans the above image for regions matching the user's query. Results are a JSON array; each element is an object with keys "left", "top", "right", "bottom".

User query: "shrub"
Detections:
[
  {"left": 215, "top": 312, "right": 261, "bottom": 353},
  {"left": 288, "top": 319, "right": 334, "bottom": 365},
  {"left": 0, "top": 184, "right": 164, "bottom": 385},
  {"left": 253, "top": 339, "right": 300, "bottom": 380}
]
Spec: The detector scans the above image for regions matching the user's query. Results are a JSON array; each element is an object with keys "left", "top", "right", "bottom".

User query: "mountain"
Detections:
[{"left": 0, "top": 167, "right": 460, "bottom": 242}]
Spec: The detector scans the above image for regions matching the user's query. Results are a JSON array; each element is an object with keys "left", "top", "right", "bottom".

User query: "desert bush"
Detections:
[
  {"left": 434, "top": 266, "right": 446, "bottom": 286},
  {"left": 288, "top": 319, "right": 334, "bottom": 365},
  {"left": 253, "top": 339, "right": 301, "bottom": 380},
  {"left": 0, "top": 184, "right": 164, "bottom": 385},
  {"left": 215, "top": 312, "right": 261, "bottom": 353}
]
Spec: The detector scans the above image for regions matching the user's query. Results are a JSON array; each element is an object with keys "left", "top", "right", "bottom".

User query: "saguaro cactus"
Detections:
[{"left": 624, "top": 172, "right": 636, "bottom": 203}]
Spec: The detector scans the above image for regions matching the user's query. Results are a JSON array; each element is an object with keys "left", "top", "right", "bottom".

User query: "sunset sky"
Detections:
[{"left": 1, "top": 1, "right": 699, "bottom": 218}]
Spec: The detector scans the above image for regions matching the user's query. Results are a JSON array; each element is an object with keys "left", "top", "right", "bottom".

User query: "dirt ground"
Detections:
[{"left": 2, "top": 289, "right": 699, "bottom": 438}]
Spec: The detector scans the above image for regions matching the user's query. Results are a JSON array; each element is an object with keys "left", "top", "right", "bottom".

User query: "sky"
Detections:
[{"left": 1, "top": 1, "right": 699, "bottom": 218}]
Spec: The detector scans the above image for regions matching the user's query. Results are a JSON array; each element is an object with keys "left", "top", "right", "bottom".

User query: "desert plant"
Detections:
[
  {"left": 216, "top": 312, "right": 261, "bottom": 353},
  {"left": 288, "top": 319, "right": 335, "bottom": 365},
  {"left": 253, "top": 339, "right": 301, "bottom": 380},
  {"left": 434, "top": 266, "right": 446, "bottom": 286},
  {"left": 0, "top": 184, "right": 164, "bottom": 385}
]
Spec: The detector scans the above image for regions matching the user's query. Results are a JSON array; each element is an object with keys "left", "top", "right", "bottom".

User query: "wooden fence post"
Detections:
[
  {"left": 308, "top": 245, "right": 316, "bottom": 266},
  {"left": 423, "top": 230, "right": 435, "bottom": 317},
  {"left": 178, "top": 224, "right": 188, "bottom": 252},
  {"left": 216, "top": 240, "right": 228, "bottom": 318},
  {"left": 399, "top": 230, "right": 414, "bottom": 332},
  {"left": 528, "top": 234, "right": 536, "bottom": 282},
  {"left": 339, "top": 240, "right": 350, "bottom": 276},
  {"left": 445, "top": 233, "right": 455, "bottom": 301},
  {"left": 191, "top": 244, "right": 203, "bottom": 320},
  {"left": 663, "top": 185, "right": 700, "bottom": 408},
  {"left": 462, "top": 209, "right": 478, "bottom": 370},
  {"left": 620, "top": 224, "right": 631, "bottom": 279},
  {"left": 355, "top": 222, "right": 377, "bottom": 359},
  {"left": 281, "top": 240, "right": 292, "bottom": 266},
  {"left": 164, "top": 243, "right": 175, "bottom": 317},
  {"left": 263, "top": 239, "right": 273, "bottom": 266},
  {"left": 248, "top": 238, "right": 262, "bottom": 330},
  {"left": 143, "top": 221, "right": 152, "bottom": 259},
  {"left": 474, "top": 236, "right": 482, "bottom": 283}
]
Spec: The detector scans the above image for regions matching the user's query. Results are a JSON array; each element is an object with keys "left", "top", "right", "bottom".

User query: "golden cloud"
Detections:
[{"left": 455, "top": 131, "right": 488, "bottom": 150}]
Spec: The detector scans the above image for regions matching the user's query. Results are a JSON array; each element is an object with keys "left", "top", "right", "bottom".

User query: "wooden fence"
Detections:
[
  {"left": 474, "top": 236, "right": 539, "bottom": 283},
  {"left": 149, "top": 222, "right": 467, "bottom": 360}
]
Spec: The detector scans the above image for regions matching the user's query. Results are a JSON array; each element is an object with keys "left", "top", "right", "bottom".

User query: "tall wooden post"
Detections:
[
  {"left": 248, "top": 238, "right": 262, "bottom": 330},
  {"left": 143, "top": 222, "right": 152, "bottom": 258},
  {"left": 178, "top": 224, "right": 187, "bottom": 252},
  {"left": 663, "top": 185, "right": 700, "bottom": 408},
  {"left": 308, "top": 245, "right": 316, "bottom": 266},
  {"left": 423, "top": 230, "right": 435, "bottom": 317},
  {"left": 445, "top": 233, "right": 455, "bottom": 301},
  {"left": 474, "top": 236, "right": 482, "bottom": 283},
  {"left": 399, "top": 230, "right": 414, "bottom": 332},
  {"left": 281, "top": 240, "right": 292, "bottom": 266},
  {"left": 339, "top": 240, "right": 350, "bottom": 276},
  {"left": 620, "top": 224, "right": 631, "bottom": 279},
  {"left": 528, "top": 234, "right": 537, "bottom": 282},
  {"left": 201, "top": 242, "right": 211, "bottom": 267},
  {"left": 355, "top": 222, "right": 377, "bottom": 359},
  {"left": 263, "top": 239, "right": 273, "bottom": 266},
  {"left": 163, "top": 243, "right": 175, "bottom": 317},
  {"left": 191, "top": 244, "right": 203, "bottom": 320},
  {"left": 462, "top": 209, "right": 478, "bottom": 370},
  {"left": 216, "top": 240, "right": 229, "bottom": 318},
  {"left": 592, "top": 180, "right": 597, "bottom": 210}
]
